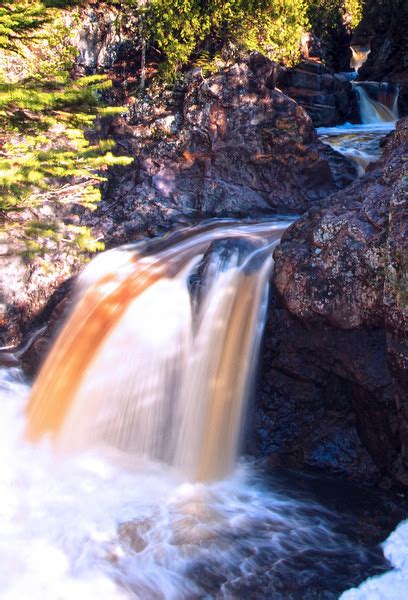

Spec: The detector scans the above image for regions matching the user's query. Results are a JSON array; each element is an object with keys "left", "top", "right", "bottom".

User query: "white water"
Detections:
[
  {"left": 350, "top": 46, "right": 370, "bottom": 72},
  {"left": 318, "top": 122, "right": 395, "bottom": 175},
  {"left": 354, "top": 84, "right": 398, "bottom": 124},
  {"left": 341, "top": 521, "right": 408, "bottom": 599},
  {"left": 318, "top": 82, "right": 399, "bottom": 175},
  {"left": 26, "top": 220, "right": 290, "bottom": 482},
  {"left": 0, "top": 218, "right": 398, "bottom": 598},
  {"left": 0, "top": 367, "right": 386, "bottom": 599}
]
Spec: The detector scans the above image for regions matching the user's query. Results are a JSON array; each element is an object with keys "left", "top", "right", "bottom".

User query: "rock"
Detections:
[
  {"left": 85, "top": 54, "right": 357, "bottom": 248},
  {"left": 277, "top": 60, "right": 355, "bottom": 127},
  {"left": 261, "top": 119, "right": 408, "bottom": 487},
  {"left": 1, "top": 53, "right": 357, "bottom": 352},
  {"left": 72, "top": 4, "right": 140, "bottom": 74},
  {"left": 248, "top": 287, "right": 385, "bottom": 484},
  {"left": 291, "top": 68, "right": 322, "bottom": 91},
  {"left": 301, "top": 32, "right": 325, "bottom": 62},
  {"left": 384, "top": 128, "right": 408, "bottom": 485},
  {"left": 104, "top": 54, "right": 356, "bottom": 229},
  {"left": 180, "top": 57, "right": 354, "bottom": 215}
]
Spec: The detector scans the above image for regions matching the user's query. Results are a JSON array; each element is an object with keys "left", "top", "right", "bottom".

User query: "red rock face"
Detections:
[
  {"left": 103, "top": 53, "right": 356, "bottom": 238},
  {"left": 272, "top": 119, "right": 408, "bottom": 487},
  {"left": 180, "top": 55, "right": 354, "bottom": 216}
]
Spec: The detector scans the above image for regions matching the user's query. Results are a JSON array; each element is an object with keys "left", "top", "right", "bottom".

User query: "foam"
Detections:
[{"left": 341, "top": 521, "right": 408, "bottom": 599}]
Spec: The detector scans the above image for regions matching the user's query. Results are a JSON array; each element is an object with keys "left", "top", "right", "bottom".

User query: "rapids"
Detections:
[{"left": 0, "top": 367, "right": 401, "bottom": 599}]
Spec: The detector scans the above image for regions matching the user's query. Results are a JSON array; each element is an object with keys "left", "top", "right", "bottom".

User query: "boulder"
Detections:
[
  {"left": 257, "top": 119, "right": 408, "bottom": 487},
  {"left": 95, "top": 54, "right": 357, "bottom": 245},
  {"left": 82, "top": 54, "right": 357, "bottom": 251}
]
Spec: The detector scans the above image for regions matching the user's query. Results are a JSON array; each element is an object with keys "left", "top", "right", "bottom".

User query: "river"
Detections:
[{"left": 0, "top": 82, "right": 406, "bottom": 599}]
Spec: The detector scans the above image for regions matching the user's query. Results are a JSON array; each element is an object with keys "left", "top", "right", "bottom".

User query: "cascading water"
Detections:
[
  {"left": 318, "top": 81, "right": 399, "bottom": 175},
  {"left": 350, "top": 45, "right": 370, "bottom": 73},
  {"left": 353, "top": 82, "right": 399, "bottom": 124},
  {"left": 0, "top": 217, "right": 398, "bottom": 599},
  {"left": 26, "top": 220, "right": 287, "bottom": 481}
]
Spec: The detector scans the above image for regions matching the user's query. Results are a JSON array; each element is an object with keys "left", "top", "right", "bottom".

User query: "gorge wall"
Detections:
[{"left": 256, "top": 120, "right": 407, "bottom": 487}]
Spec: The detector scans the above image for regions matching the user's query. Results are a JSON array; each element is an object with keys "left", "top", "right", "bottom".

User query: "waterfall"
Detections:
[
  {"left": 318, "top": 80, "right": 399, "bottom": 177},
  {"left": 350, "top": 45, "right": 370, "bottom": 72},
  {"left": 353, "top": 82, "right": 399, "bottom": 124},
  {"left": 26, "top": 219, "right": 292, "bottom": 481}
]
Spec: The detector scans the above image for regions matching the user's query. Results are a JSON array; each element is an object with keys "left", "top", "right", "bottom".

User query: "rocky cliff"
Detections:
[
  {"left": 253, "top": 119, "right": 407, "bottom": 487},
  {"left": 1, "top": 53, "right": 356, "bottom": 353}
]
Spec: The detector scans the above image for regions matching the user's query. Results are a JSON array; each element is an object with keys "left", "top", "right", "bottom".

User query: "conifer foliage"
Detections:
[
  {"left": 0, "top": 0, "right": 132, "bottom": 258},
  {"left": 1, "top": 0, "right": 365, "bottom": 258}
]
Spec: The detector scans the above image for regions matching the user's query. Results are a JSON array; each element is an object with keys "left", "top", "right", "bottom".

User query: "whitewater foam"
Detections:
[
  {"left": 0, "top": 367, "right": 396, "bottom": 599},
  {"left": 341, "top": 521, "right": 408, "bottom": 599}
]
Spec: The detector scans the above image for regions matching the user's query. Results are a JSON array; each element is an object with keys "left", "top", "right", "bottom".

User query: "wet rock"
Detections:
[
  {"left": 263, "top": 119, "right": 408, "bottom": 487},
  {"left": 118, "top": 519, "right": 153, "bottom": 553}
]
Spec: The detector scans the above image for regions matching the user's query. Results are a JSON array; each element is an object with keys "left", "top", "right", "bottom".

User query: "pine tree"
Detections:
[{"left": 0, "top": 0, "right": 132, "bottom": 258}]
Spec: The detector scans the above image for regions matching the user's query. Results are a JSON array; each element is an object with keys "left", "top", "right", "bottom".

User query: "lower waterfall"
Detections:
[
  {"left": 26, "top": 219, "right": 289, "bottom": 481},
  {"left": 0, "top": 217, "right": 402, "bottom": 598}
]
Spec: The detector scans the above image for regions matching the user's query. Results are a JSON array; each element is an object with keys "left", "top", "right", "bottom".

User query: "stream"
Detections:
[
  {"left": 1, "top": 366, "right": 407, "bottom": 600},
  {"left": 0, "top": 83, "right": 407, "bottom": 599}
]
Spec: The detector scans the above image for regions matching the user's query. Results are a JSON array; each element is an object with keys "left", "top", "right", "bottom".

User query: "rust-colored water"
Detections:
[{"left": 25, "top": 219, "right": 292, "bottom": 480}]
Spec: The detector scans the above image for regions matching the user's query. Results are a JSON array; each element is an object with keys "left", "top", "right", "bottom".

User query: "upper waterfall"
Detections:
[
  {"left": 353, "top": 82, "right": 399, "bottom": 124},
  {"left": 350, "top": 45, "right": 370, "bottom": 72}
]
